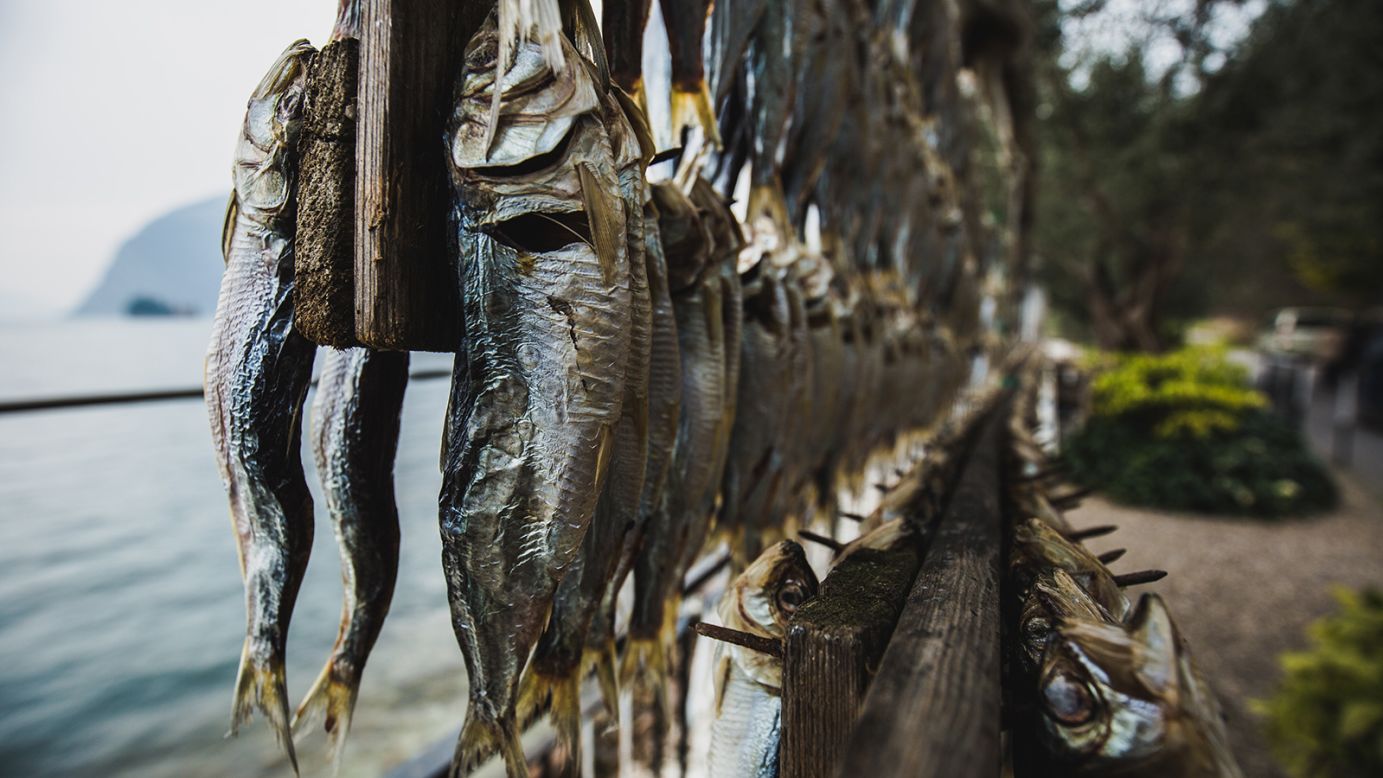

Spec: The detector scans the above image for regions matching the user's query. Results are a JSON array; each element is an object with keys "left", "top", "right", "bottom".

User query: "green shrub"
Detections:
[
  {"left": 1257, "top": 588, "right": 1383, "bottom": 778},
  {"left": 1064, "top": 347, "right": 1336, "bottom": 517}
]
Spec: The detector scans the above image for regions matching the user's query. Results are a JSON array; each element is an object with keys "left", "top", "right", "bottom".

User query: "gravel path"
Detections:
[{"left": 1066, "top": 475, "right": 1383, "bottom": 778}]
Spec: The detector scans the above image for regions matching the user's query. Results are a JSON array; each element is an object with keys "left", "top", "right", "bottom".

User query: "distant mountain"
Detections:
[{"left": 75, "top": 196, "right": 227, "bottom": 317}]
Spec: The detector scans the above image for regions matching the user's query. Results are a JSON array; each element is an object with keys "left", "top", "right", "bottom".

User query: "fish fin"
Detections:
[
  {"left": 613, "top": 85, "right": 656, "bottom": 168},
  {"left": 290, "top": 660, "right": 359, "bottom": 767},
  {"left": 229, "top": 641, "right": 300, "bottom": 775},
  {"left": 583, "top": 642, "right": 621, "bottom": 720},
  {"left": 570, "top": 0, "right": 609, "bottom": 89},
  {"left": 669, "top": 83, "right": 721, "bottom": 148},
  {"left": 452, "top": 710, "right": 527, "bottom": 778},
  {"left": 577, "top": 161, "right": 625, "bottom": 287},
  {"left": 221, "top": 190, "right": 239, "bottom": 264}
]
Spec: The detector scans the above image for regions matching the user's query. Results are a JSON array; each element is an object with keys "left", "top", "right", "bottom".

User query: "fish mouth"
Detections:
[{"left": 250, "top": 39, "right": 314, "bottom": 101}]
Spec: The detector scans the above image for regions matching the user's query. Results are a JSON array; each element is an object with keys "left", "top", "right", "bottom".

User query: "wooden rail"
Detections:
[{"left": 837, "top": 408, "right": 1005, "bottom": 777}]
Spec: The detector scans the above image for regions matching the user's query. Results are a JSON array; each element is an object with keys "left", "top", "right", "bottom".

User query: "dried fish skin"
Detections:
[
  {"left": 1038, "top": 596, "right": 1244, "bottom": 778},
  {"left": 292, "top": 347, "right": 408, "bottom": 764},
  {"left": 443, "top": 21, "right": 632, "bottom": 777},
  {"left": 720, "top": 265, "right": 794, "bottom": 567},
  {"left": 709, "top": 541, "right": 817, "bottom": 778},
  {"left": 744, "top": 0, "right": 798, "bottom": 232},
  {"left": 705, "top": 0, "right": 767, "bottom": 108},
  {"left": 586, "top": 204, "right": 683, "bottom": 712},
  {"left": 602, "top": 0, "right": 653, "bottom": 110},
  {"left": 518, "top": 92, "right": 653, "bottom": 758},
  {"left": 205, "top": 39, "right": 316, "bottom": 772},
  {"left": 624, "top": 185, "right": 725, "bottom": 695}
]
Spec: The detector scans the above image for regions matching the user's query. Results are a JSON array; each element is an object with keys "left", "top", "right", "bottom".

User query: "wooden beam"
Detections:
[
  {"left": 295, "top": 35, "right": 361, "bottom": 348},
  {"left": 354, "top": 0, "right": 476, "bottom": 351},
  {"left": 780, "top": 538, "right": 925, "bottom": 778},
  {"left": 839, "top": 410, "right": 1004, "bottom": 777}
]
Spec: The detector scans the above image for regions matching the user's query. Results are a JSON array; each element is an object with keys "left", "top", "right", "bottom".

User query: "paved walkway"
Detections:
[{"left": 1067, "top": 478, "right": 1383, "bottom": 778}]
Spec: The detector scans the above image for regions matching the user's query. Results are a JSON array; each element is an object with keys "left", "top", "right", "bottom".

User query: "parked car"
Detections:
[{"left": 1258, "top": 307, "right": 1352, "bottom": 362}]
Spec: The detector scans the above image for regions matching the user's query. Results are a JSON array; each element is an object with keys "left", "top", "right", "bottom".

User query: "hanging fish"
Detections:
[
  {"left": 516, "top": 88, "right": 653, "bottom": 766},
  {"left": 624, "top": 182, "right": 723, "bottom": 700},
  {"left": 443, "top": 16, "right": 632, "bottom": 776},
  {"left": 205, "top": 39, "right": 316, "bottom": 773},
  {"left": 291, "top": 347, "right": 409, "bottom": 763},
  {"left": 720, "top": 265, "right": 794, "bottom": 567},
  {"left": 704, "top": 0, "right": 768, "bottom": 108},
  {"left": 1037, "top": 595, "right": 1245, "bottom": 777},
  {"left": 708, "top": 541, "right": 818, "bottom": 778},
  {"left": 602, "top": 0, "right": 653, "bottom": 113},
  {"left": 744, "top": 0, "right": 798, "bottom": 234},
  {"left": 585, "top": 197, "right": 683, "bottom": 717},
  {"left": 658, "top": 0, "right": 719, "bottom": 143}
]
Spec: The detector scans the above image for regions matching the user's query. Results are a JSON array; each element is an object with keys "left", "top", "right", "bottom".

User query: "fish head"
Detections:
[
  {"left": 1017, "top": 568, "right": 1113, "bottom": 678},
  {"left": 715, "top": 540, "right": 818, "bottom": 688},
  {"left": 1037, "top": 595, "right": 1181, "bottom": 770},
  {"left": 1014, "top": 519, "right": 1129, "bottom": 619},
  {"left": 235, "top": 39, "right": 313, "bottom": 215}
]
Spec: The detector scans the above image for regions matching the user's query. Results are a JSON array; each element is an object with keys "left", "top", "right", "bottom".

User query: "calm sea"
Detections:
[{"left": 0, "top": 318, "right": 468, "bottom": 777}]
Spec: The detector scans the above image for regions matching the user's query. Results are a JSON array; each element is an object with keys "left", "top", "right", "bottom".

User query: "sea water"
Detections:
[{"left": 0, "top": 318, "right": 465, "bottom": 777}]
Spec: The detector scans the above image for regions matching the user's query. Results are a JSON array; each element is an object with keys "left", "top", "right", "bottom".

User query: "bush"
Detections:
[
  {"left": 1257, "top": 588, "right": 1383, "bottom": 778},
  {"left": 1064, "top": 347, "right": 1336, "bottom": 517}
]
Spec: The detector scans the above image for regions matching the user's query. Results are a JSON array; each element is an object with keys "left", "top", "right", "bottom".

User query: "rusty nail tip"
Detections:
[
  {"left": 797, "top": 530, "right": 843, "bottom": 551},
  {"left": 1113, "top": 569, "right": 1168, "bottom": 587}
]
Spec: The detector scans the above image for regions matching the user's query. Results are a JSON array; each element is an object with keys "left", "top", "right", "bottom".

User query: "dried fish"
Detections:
[
  {"left": 206, "top": 40, "right": 316, "bottom": 773},
  {"left": 292, "top": 347, "right": 409, "bottom": 763},
  {"left": 516, "top": 90, "right": 652, "bottom": 765},
  {"left": 1038, "top": 595, "right": 1244, "bottom": 777},
  {"left": 443, "top": 17, "right": 632, "bottom": 776},
  {"left": 658, "top": 0, "right": 718, "bottom": 142},
  {"left": 708, "top": 541, "right": 818, "bottom": 778},
  {"left": 624, "top": 182, "right": 723, "bottom": 698}
]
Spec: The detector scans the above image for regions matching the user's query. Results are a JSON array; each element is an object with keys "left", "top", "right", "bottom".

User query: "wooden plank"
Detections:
[
  {"left": 354, "top": 0, "right": 477, "bottom": 351},
  {"left": 838, "top": 410, "right": 1004, "bottom": 777},
  {"left": 295, "top": 35, "right": 361, "bottom": 348},
  {"left": 780, "top": 539, "right": 924, "bottom": 778}
]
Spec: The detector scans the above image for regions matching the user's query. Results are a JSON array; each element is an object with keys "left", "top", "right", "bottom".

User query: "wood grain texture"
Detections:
[
  {"left": 355, "top": 0, "right": 473, "bottom": 351},
  {"left": 839, "top": 411, "right": 1004, "bottom": 777},
  {"left": 295, "top": 38, "right": 360, "bottom": 348},
  {"left": 781, "top": 541, "right": 923, "bottom": 778}
]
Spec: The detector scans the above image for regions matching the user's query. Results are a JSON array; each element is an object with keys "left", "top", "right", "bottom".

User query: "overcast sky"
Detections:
[{"left": 0, "top": 0, "right": 329, "bottom": 316}]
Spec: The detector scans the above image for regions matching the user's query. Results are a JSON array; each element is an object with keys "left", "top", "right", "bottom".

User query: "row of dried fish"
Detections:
[
  {"left": 206, "top": 0, "right": 1017, "bottom": 776},
  {"left": 1002, "top": 377, "right": 1244, "bottom": 777}
]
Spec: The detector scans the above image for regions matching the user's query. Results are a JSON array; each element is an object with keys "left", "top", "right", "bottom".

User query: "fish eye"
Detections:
[
  {"left": 1042, "top": 671, "right": 1096, "bottom": 726},
  {"left": 776, "top": 582, "right": 807, "bottom": 614}
]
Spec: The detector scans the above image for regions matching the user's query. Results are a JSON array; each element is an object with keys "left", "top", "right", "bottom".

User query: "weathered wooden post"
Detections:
[
  {"left": 780, "top": 539, "right": 925, "bottom": 778},
  {"left": 839, "top": 409, "right": 1004, "bottom": 777},
  {"left": 354, "top": 0, "right": 478, "bottom": 351}
]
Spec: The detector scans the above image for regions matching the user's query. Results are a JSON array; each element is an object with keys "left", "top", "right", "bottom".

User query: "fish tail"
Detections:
[
  {"left": 747, "top": 182, "right": 791, "bottom": 236},
  {"left": 619, "top": 636, "right": 667, "bottom": 702},
  {"left": 515, "top": 667, "right": 555, "bottom": 730},
  {"left": 583, "top": 641, "right": 621, "bottom": 719},
  {"left": 229, "top": 641, "right": 299, "bottom": 775},
  {"left": 670, "top": 82, "right": 721, "bottom": 147},
  {"left": 452, "top": 710, "right": 527, "bottom": 778},
  {"left": 290, "top": 659, "right": 359, "bottom": 767},
  {"left": 548, "top": 672, "right": 583, "bottom": 773}
]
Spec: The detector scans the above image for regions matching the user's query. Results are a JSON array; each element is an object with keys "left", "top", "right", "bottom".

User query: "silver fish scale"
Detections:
[{"left": 709, "top": 665, "right": 782, "bottom": 778}]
